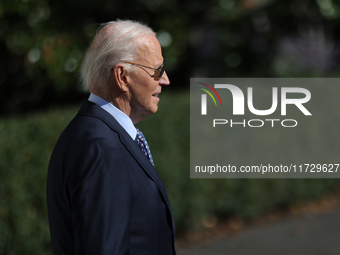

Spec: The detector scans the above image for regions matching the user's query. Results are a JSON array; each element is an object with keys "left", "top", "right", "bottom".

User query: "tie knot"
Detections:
[{"left": 136, "top": 129, "right": 145, "bottom": 141}]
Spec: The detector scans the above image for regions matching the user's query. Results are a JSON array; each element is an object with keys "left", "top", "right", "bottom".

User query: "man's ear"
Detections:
[{"left": 113, "top": 64, "right": 129, "bottom": 92}]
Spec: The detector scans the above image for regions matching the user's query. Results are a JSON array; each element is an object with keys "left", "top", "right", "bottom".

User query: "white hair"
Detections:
[{"left": 80, "top": 20, "right": 156, "bottom": 92}]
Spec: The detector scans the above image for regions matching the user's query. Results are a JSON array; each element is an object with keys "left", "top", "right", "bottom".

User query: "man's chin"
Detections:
[
  {"left": 149, "top": 105, "right": 159, "bottom": 115},
  {"left": 149, "top": 99, "right": 159, "bottom": 114}
]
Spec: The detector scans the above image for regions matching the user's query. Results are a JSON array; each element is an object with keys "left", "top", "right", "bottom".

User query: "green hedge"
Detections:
[
  {"left": 0, "top": 106, "right": 77, "bottom": 255},
  {"left": 0, "top": 91, "right": 339, "bottom": 254}
]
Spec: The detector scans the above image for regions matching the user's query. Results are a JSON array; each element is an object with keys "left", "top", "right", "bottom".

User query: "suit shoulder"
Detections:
[
  {"left": 50, "top": 114, "right": 122, "bottom": 168},
  {"left": 66, "top": 114, "right": 118, "bottom": 141}
]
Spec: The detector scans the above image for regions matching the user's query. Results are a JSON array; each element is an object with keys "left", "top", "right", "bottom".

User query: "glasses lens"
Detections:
[{"left": 155, "top": 61, "right": 166, "bottom": 80}]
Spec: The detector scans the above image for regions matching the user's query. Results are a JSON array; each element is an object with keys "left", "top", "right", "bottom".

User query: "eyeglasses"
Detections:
[{"left": 125, "top": 60, "right": 166, "bottom": 81}]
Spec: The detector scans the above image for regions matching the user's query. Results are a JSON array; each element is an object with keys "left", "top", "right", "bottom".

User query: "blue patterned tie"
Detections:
[{"left": 135, "top": 128, "right": 154, "bottom": 166}]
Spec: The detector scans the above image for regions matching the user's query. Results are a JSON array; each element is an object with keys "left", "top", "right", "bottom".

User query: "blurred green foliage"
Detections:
[
  {"left": 0, "top": 105, "right": 77, "bottom": 254},
  {"left": 0, "top": 92, "right": 339, "bottom": 254},
  {"left": 2, "top": 0, "right": 340, "bottom": 114}
]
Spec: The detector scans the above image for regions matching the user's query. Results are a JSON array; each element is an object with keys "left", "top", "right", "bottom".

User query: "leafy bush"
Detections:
[
  {"left": 2, "top": 0, "right": 340, "bottom": 114},
  {"left": 0, "top": 105, "right": 77, "bottom": 254}
]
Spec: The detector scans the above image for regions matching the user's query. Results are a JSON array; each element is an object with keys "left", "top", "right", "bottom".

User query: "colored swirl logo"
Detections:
[
  {"left": 196, "top": 82, "right": 223, "bottom": 106},
  {"left": 196, "top": 82, "right": 222, "bottom": 115}
]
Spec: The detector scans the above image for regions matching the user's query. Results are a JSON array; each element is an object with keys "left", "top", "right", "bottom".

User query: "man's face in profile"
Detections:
[{"left": 127, "top": 35, "right": 170, "bottom": 119}]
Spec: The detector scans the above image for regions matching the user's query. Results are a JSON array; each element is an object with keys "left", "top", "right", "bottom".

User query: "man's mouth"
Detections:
[{"left": 152, "top": 93, "right": 160, "bottom": 97}]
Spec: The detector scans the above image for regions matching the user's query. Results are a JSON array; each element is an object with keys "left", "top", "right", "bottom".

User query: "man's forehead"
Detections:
[
  {"left": 136, "top": 35, "right": 158, "bottom": 50},
  {"left": 135, "top": 35, "right": 162, "bottom": 63}
]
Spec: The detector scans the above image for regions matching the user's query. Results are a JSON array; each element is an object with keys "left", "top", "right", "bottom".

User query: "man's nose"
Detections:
[{"left": 159, "top": 71, "right": 170, "bottom": 86}]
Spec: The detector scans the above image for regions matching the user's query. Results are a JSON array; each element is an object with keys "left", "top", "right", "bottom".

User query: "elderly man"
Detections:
[{"left": 46, "top": 20, "right": 175, "bottom": 255}]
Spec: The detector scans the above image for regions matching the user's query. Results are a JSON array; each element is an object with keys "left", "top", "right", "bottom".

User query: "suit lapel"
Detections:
[
  {"left": 117, "top": 124, "right": 176, "bottom": 238},
  {"left": 78, "top": 100, "right": 175, "bottom": 232},
  {"left": 118, "top": 129, "right": 172, "bottom": 205}
]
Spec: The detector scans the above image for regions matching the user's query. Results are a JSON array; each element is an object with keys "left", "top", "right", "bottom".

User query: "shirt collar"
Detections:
[{"left": 88, "top": 93, "right": 137, "bottom": 140}]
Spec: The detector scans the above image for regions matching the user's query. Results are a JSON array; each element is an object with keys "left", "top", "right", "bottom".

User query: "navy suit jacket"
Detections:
[{"left": 47, "top": 100, "right": 176, "bottom": 255}]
